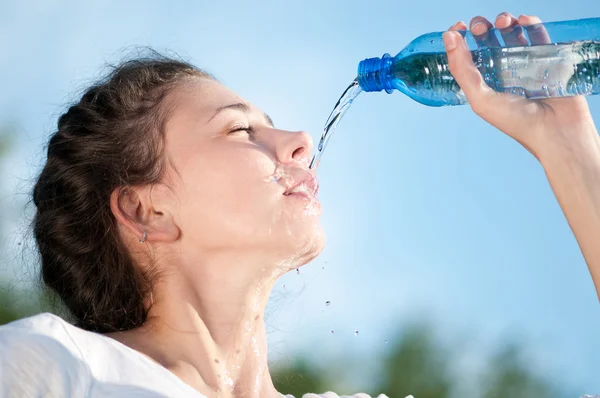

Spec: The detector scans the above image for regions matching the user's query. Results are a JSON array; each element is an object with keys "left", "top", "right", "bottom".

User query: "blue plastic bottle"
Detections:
[{"left": 357, "top": 17, "right": 600, "bottom": 106}]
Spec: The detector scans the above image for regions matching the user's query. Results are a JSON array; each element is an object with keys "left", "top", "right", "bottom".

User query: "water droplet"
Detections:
[
  {"left": 560, "top": 82, "right": 566, "bottom": 94},
  {"left": 354, "top": 329, "right": 359, "bottom": 336},
  {"left": 325, "top": 301, "right": 331, "bottom": 306},
  {"left": 582, "top": 67, "right": 588, "bottom": 73},
  {"left": 384, "top": 340, "right": 388, "bottom": 344},
  {"left": 542, "top": 84, "right": 549, "bottom": 97},
  {"left": 429, "top": 39, "right": 435, "bottom": 44},
  {"left": 296, "top": 269, "right": 300, "bottom": 275}
]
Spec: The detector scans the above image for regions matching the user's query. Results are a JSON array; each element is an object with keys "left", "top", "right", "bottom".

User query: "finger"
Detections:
[
  {"left": 443, "top": 30, "right": 493, "bottom": 104},
  {"left": 443, "top": 30, "right": 533, "bottom": 133},
  {"left": 448, "top": 21, "right": 468, "bottom": 32},
  {"left": 470, "top": 16, "right": 501, "bottom": 48},
  {"left": 495, "top": 12, "right": 527, "bottom": 47},
  {"left": 519, "top": 14, "right": 551, "bottom": 45}
]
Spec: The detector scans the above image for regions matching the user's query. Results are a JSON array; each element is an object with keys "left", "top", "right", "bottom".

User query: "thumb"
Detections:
[{"left": 442, "top": 30, "right": 532, "bottom": 134}]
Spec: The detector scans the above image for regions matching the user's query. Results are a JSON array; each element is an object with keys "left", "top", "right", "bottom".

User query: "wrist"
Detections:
[{"left": 537, "top": 124, "right": 600, "bottom": 168}]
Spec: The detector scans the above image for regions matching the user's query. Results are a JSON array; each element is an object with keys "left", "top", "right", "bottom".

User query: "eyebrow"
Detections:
[{"left": 208, "top": 102, "right": 274, "bottom": 127}]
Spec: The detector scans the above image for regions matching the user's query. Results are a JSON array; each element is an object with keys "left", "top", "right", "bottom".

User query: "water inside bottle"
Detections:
[
  {"left": 392, "top": 40, "right": 600, "bottom": 106},
  {"left": 490, "top": 40, "right": 600, "bottom": 98},
  {"left": 309, "top": 79, "right": 362, "bottom": 170}
]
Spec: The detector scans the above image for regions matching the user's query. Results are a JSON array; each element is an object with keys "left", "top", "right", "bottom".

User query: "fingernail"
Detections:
[
  {"left": 471, "top": 21, "right": 486, "bottom": 35},
  {"left": 443, "top": 31, "right": 458, "bottom": 51},
  {"left": 497, "top": 14, "right": 509, "bottom": 24}
]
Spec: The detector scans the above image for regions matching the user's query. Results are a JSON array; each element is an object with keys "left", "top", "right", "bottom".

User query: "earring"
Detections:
[{"left": 139, "top": 230, "right": 147, "bottom": 243}]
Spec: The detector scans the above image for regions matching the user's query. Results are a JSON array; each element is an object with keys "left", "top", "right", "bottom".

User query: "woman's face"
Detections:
[{"left": 162, "top": 78, "right": 324, "bottom": 270}]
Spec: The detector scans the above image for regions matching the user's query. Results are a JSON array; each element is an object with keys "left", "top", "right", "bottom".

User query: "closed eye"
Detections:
[{"left": 228, "top": 125, "right": 254, "bottom": 135}]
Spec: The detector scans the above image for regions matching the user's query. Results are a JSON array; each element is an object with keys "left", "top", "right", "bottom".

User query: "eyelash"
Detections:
[{"left": 228, "top": 125, "right": 253, "bottom": 135}]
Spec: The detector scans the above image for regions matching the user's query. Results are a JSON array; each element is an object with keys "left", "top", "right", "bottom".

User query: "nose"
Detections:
[{"left": 276, "top": 130, "right": 314, "bottom": 166}]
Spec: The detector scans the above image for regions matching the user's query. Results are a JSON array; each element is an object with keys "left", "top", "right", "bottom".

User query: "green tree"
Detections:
[
  {"left": 480, "top": 342, "right": 565, "bottom": 398},
  {"left": 379, "top": 321, "right": 452, "bottom": 398},
  {"left": 272, "top": 357, "right": 330, "bottom": 397},
  {"left": 0, "top": 126, "right": 22, "bottom": 326},
  {"left": 0, "top": 125, "right": 56, "bottom": 326},
  {"left": 271, "top": 321, "right": 568, "bottom": 397},
  {"left": 0, "top": 287, "right": 26, "bottom": 325}
]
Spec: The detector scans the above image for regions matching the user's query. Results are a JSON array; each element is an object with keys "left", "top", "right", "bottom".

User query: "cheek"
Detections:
[{"left": 177, "top": 147, "right": 279, "bottom": 244}]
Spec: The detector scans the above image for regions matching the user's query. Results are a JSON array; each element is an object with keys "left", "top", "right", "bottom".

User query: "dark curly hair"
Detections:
[{"left": 32, "top": 51, "right": 213, "bottom": 333}]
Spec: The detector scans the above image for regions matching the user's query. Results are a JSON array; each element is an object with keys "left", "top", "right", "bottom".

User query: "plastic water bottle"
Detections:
[{"left": 357, "top": 17, "right": 600, "bottom": 106}]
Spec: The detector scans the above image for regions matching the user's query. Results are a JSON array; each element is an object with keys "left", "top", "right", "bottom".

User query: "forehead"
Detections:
[
  {"left": 171, "top": 78, "right": 246, "bottom": 119},
  {"left": 166, "top": 78, "right": 273, "bottom": 133}
]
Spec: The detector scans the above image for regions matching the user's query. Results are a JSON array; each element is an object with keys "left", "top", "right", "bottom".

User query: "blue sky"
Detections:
[{"left": 1, "top": 0, "right": 600, "bottom": 394}]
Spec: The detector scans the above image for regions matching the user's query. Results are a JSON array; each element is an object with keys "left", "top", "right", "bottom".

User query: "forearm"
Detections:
[{"left": 539, "top": 124, "right": 600, "bottom": 299}]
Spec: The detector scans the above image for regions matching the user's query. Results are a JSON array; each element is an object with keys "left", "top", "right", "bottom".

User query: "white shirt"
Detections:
[{"left": 0, "top": 313, "right": 395, "bottom": 398}]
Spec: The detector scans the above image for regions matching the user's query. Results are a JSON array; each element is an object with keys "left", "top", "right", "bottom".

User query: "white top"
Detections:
[{"left": 0, "top": 313, "right": 396, "bottom": 398}]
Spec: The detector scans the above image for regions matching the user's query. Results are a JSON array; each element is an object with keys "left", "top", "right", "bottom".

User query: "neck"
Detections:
[{"left": 111, "top": 250, "right": 288, "bottom": 398}]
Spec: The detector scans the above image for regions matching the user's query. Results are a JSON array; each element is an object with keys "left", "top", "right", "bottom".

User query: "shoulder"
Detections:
[
  {"left": 0, "top": 313, "right": 92, "bottom": 397},
  {"left": 0, "top": 312, "right": 86, "bottom": 358},
  {"left": 2, "top": 311, "right": 75, "bottom": 334}
]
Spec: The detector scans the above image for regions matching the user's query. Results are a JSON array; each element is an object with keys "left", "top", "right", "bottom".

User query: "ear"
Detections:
[{"left": 110, "top": 185, "right": 180, "bottom": 244}]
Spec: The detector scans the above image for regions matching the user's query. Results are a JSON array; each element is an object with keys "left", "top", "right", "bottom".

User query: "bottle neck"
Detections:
[{"left": 357, "top": 53, "right": 394, "bottom": 93}]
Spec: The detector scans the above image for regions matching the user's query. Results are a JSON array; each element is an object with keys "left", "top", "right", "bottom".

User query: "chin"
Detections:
[{"left": 280, "top": 222, "right": 326, "bottom": 271}]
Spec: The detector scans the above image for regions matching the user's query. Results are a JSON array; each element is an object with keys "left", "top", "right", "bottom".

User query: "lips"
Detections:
[{"left": 283, "top": 174, "right": 319, "bottom": 198}]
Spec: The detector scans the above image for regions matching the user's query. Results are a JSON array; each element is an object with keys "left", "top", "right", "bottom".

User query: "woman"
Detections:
[{"left": 1, "top": 12, "right": 598, "bottom": 398}]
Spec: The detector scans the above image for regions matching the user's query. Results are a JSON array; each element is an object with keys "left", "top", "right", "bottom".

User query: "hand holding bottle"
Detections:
[{"left": 443, "top": 13, "right": 598, "bottom": 161}]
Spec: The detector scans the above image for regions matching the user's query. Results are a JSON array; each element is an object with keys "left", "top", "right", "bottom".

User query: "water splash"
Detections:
[
  {"left": 309, "top": 79, "right": 362, "bottom": 170},
  {"left": 268, "top": 164, "right": 286, "bottom": 184}
]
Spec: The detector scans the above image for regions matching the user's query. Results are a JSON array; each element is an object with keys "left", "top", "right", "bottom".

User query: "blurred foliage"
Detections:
[
  {"left": 0, "top": 131, "right": 11, "bottom": 159},
  {"left": 0, "top": 287, "right": 25, "bottom": 326},
  {"left": 271, "top": 321, "right": 567, "bottom": 398},
  {"left": 0, "top": 124, "right": 571, "bottom": 398},
  {"left": 272, "top": 357, "right": 330, "bottom": 396},
  {"left": 481, "top": 343, "right": 561, "bottom": 398},
  {"left": 379, "top": 322, "right": 452, "bottom": 398}
]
